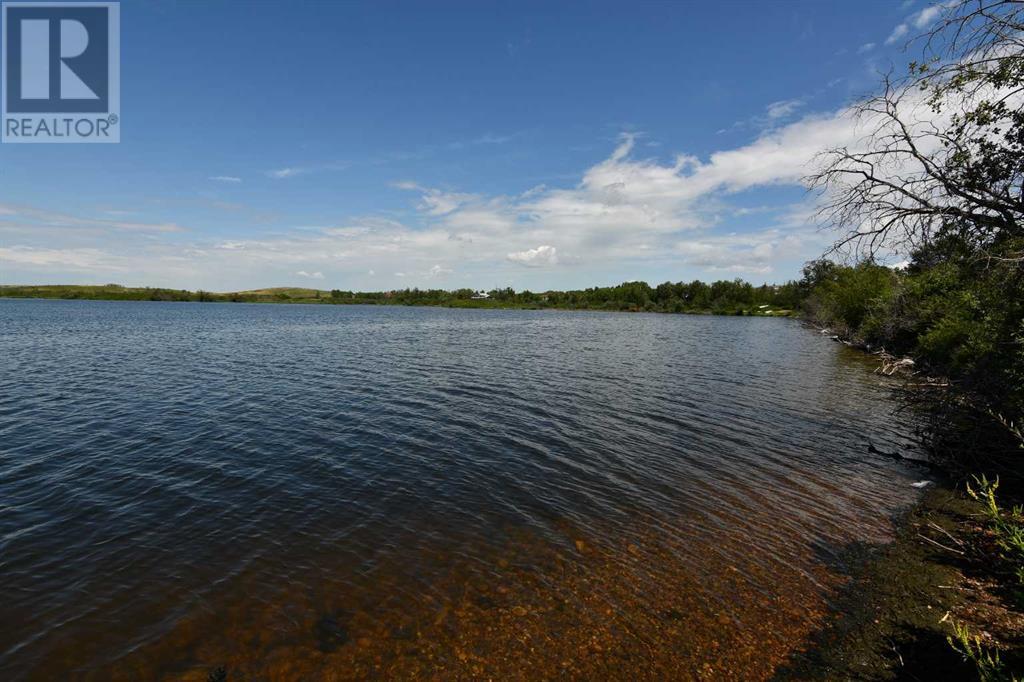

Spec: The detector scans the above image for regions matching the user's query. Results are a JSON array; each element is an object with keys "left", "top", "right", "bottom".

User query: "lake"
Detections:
[{"left": 0, "top": 299, "right": 929, "bottom": 679}]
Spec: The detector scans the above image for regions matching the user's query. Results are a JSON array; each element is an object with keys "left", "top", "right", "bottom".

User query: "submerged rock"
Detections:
[{"left": 314, "top": 612, "right": 350, "bottom": 653}]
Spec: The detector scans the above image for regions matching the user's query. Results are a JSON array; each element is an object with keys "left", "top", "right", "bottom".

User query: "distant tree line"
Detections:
[{"left": 322, "top": 279, "right": 803, "bottom": 314}]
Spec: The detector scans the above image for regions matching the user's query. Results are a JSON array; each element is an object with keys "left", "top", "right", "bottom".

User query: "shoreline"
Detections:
[
  {"left": 0, "top": 282, "right": 800, "bottom": 317},
  {"left": 778, "top": 486, "right": 1024, "bottom": 679},
  {"left": 778, "top": 327, "right": 1023, "bottom": 680},
  {"left": 0, "top": 292, "right": 796, "bottom": 318}
]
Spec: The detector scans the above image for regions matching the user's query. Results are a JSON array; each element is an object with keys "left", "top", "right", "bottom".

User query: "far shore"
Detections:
[{"left": 0, "top": 283, "right": 797, "bottom": 317}]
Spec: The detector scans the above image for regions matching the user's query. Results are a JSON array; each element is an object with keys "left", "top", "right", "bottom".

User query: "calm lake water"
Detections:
[{"left": 0, "top": 299, "right": 929, "bottom": 680}]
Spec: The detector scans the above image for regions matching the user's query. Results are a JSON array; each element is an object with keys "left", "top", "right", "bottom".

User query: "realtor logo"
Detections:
[{"left": 2, "top": 2, "right": 119, "bottom": 142}]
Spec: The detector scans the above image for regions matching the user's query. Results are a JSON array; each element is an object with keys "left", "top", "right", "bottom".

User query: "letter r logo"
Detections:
[
  {"left": 4, "top": 4, "right": 111, "bottom": 113},
  {"left": 19, "top": 18, "right": 99, "bottom": 101}
]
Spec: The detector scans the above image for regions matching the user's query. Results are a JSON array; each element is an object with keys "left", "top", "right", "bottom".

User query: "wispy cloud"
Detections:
[
  {"left": 887, "top": 2, "right": 950, "bottom": 45},
  {"left": 266, "top": 162, "right": 349, "bottom": 179},
  {"left": 886, "top": 23, "right": 910, "bottom": 46},
  {"left": 508, "top": 245, "right": 558, "bottom": 267},
  {"left": 268, "top": 167, "right": 304, "bottom": 179},
  {"left": 0, "top": 204, "right": 185, "bottom": 233},
  {"left": 674, "top": 229, "right": 816, "bottom": 274},
  {"left": 471, "top": 132, "right": 517, "bottom": 145},
  {"left": 394, "top": 181, "right": 478, "bottom": 216},
  {"left": 4, "top": 85, "right": 947, "bottom": 288},
  {"left": 0, "top": 246, "right": 126, "bottom": 271},
  {"left": 209, "top": 175, "right": 242, "bottom": 183},
  {"left": 161, "top": 126, "right": 854, "bottom": 282},
  {"left": 428, "top": 264, "right": 453, "bottom": 277},
  {"left": 765, "top": 98, "right": 805, "bottom": 121},
  {"left": 720, "top": 97, "right": 807, "bottom": 134}
]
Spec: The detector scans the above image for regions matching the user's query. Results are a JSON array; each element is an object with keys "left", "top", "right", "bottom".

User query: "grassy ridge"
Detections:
[{"left": 0, "top": 284, "right": 325, "bottom": 303}]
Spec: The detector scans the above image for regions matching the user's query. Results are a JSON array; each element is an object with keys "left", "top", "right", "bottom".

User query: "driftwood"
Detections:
[{"left": 876, "top": 354, "right": 916, "bottom": 377}]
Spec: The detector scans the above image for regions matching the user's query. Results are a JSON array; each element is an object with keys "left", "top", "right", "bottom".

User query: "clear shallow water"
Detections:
[{"left": 0, "top": 299, "right": 927, "bottom": 679}]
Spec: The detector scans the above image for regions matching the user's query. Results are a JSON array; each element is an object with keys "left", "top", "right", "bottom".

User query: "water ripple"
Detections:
[{"left": 0, "top": 300, "right": 928, "bottom": 679}]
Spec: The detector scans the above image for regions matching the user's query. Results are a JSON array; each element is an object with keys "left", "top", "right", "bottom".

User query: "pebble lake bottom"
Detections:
[{"left": 0, "top": 299, "right": 930, "bottom": 679}]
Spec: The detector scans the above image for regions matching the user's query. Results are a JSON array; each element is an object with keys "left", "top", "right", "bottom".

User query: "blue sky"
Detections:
[{"left": 0, "top": 0, "right": 938, "bottom": 291}]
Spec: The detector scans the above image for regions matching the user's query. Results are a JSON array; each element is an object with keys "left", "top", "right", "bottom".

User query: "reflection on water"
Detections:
[{"left": 0, "top": 300, "right": 926, "bottom": 679}]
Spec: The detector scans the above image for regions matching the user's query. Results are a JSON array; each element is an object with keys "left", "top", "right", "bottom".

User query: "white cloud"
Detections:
[
  {"left": 473, "top": 133, "right": 513, "bottom": 145},
  {"left": 323, "top": 226, "right": 370, "bottom": 237},
  {"left": 887, "top": 2, "right": 950, "bottom": 45},
  {"left": 7, "top": 86, "right": 951, "bottom": 289},
  {"left": 296, "top": 270, "right": 324, "bottom": 279},
  {"left": 428, "top": 264, "right": 453, "bottom": 277},
  {"left": 420, "top": 190, "right": 477, "bottom": 216},
  {"left": 209, "top": 175, "right": 242, "bottom": 183},
  {"left": 857, "top": 42, "right": 876, "bottom": 54},
  {"left": 395, "top": 182, "right": 477, "bottom": 216},
  {"left": 765, "top": 98, "right": 804, "bottom": 121},
  {"left": 886, "top": 24, "right": 909, "bottom": 45},
  {"left": 0, "top": 203, "right": 185, "bottom": 233},
  {"left": 673, "top": 228, "right": 822, "bottom": 274},
  {"left": 0, "top": 246, "right": 124, "bottom": 270},
  {"left": 267, "top": 162, "right": 349, "bottom": 179},
  {"left": 6, "top": 121, "right": 850, "bottom": 286},
  {"left": 912, "top": 4, "right": 945, "bottom": 28},
  {"left": 508, "top": 245, "right": 558, "bottom": 267}
]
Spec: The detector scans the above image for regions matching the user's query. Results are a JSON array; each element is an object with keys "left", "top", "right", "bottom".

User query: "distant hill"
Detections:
[
  {"left": 0, "top": 284, "right": 327, "bottom": 302},
  {"left": 234, "top": 287, "right": 327, "bottom": 297}
]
